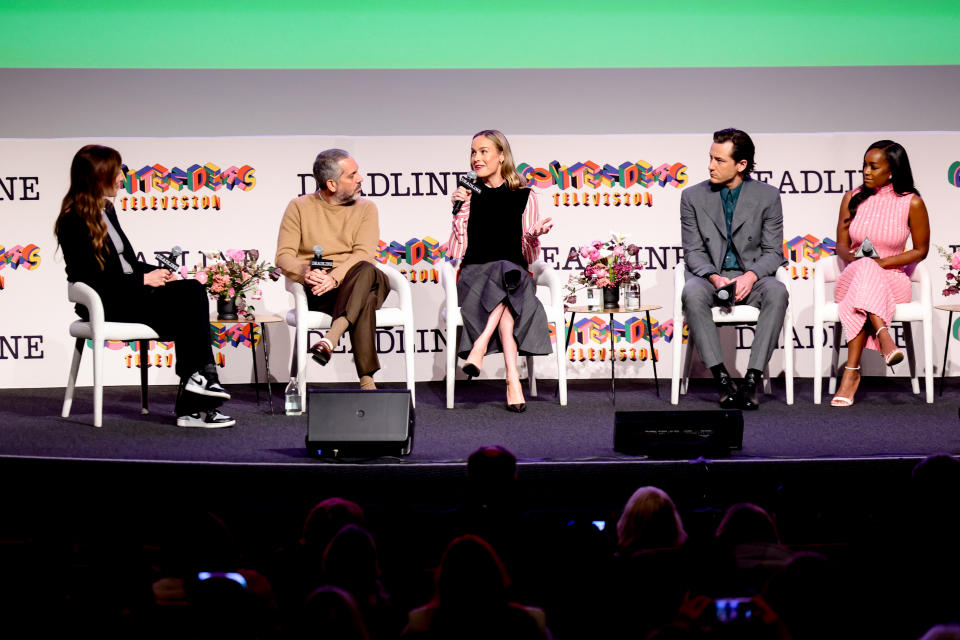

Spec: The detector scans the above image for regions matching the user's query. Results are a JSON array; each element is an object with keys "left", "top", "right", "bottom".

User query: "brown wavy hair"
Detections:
[
  {"left": 471, "top": 129, "right": 524, "bottom": 190},
  {"left": 54, "top": 145, "right": 122, "bottom": 270}
]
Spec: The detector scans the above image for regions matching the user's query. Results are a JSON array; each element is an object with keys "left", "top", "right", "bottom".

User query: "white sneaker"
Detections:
[
  {"left": 177, "top": 410, "right": 236, "bottom": 428},
  {"left": 184, "top": 371, "right": 231, "bottom": 400}
]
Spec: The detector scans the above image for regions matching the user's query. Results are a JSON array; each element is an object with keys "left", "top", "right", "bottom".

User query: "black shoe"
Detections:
[
  {"left": 716, "top": 372, "right": 739, "bottom": 409},
  {"left": 736, "top": 370, "right": 760, "bottom": 410},
  {"left": 184, "top": 371, "right": 230, "bottom": 400},
  {"left": 177, "top": 410, "right": 236, "bottom": 428},
  {"left": 309, "top": 338, "right": 333, "bottom": 366},
  {"left": 462, "top": 362, "right": 481, "bottom": 379}
]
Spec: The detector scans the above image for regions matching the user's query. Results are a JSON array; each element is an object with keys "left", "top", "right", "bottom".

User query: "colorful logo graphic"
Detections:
[
  {"left": 376, "top": 236, "right": 446, "bottom": 284},
  {"left": 565, "top": 314, "right": 672, "bottom": 362},
  {"left": 118, "top": 162, "right": 256, "bottom": 211},
  {"left": 518, "top": 159, "right": 687, "bottom": 209},
  {"left": 0, "top": 243, "right": 41, "bottom": 290},
  {"left": 949, "top": 161, "right": 960, "bottom": 188},
  {"left": 783, "top": 234, "right": 836, "bottom": 280}
]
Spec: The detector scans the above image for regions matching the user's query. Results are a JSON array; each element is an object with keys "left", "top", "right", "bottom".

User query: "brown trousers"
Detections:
[{"left": 306, "top": 261, "right": 390, "bottom": 377}]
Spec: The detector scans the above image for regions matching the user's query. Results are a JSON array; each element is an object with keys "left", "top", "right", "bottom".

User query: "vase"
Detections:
[
  {"left": 217, "top": 297, "right": 239, "bottom": 321},
  {"left": 602, "top": 285, "right": 620, "bottom": 309}
]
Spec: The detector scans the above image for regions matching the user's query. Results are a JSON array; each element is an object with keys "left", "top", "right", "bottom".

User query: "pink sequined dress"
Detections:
[{"left": 834, "top": 183, "right": 915, "bottom": 351}]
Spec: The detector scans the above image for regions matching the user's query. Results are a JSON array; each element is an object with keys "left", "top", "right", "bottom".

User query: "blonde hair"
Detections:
[
  {"left": 471, "top": 129, "right": 524, "bottom": 190},
  {"left": 616, "top": 486, "right": 687, "bottom": 555}
]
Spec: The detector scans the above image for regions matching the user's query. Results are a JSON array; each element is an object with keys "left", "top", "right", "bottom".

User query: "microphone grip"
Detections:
[
  {"left": 310, "top": 257, "right": 334, "bottom": 271},
  {"left": 156, "top": 253, "right": 179, "bottom": 271},
  {"left": 452, "top": 200, "right": 465, "bottom": 216}
]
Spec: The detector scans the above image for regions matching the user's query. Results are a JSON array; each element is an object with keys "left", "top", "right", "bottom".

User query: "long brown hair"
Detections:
[
  {"left": 54, "top": 145, "right": 122, "bottom": 270},
  {"left": 471, "top": 129, "right": 524, "bottom": 190}
]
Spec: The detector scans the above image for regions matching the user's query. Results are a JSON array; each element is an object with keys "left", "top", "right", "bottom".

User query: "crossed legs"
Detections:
[{"left": 463, "top": 302, "right": 525, "bottom": 408}]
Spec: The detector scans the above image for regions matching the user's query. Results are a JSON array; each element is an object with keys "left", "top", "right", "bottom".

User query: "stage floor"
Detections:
[{"left": 1, "top": 378, "right": 957, "bottom": 465}]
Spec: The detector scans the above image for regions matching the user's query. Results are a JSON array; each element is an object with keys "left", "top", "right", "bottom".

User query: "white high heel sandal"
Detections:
[
  {"left": 830, "top": 365, "right": 860, "bottom": 407},
  {"left": 877, "top": 326, "right": 904, "bottom": 367}
]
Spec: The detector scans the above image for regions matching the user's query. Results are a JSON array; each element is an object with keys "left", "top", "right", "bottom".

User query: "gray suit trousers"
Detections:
[{"left": 681, "top": 269, "right": 788, "bottom": 372}]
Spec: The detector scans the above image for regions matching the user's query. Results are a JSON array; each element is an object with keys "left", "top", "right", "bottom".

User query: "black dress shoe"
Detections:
[
  {"left": 309, "top": 338, "right": 333, "bottom": 366},
  {"left": 716, "top": 372, "right": 739, "bottom": 409},
  {"left": 506, "top": 402, "right": 526, "bottom": 413},
  {"left": 736, "top": 371, "right": 760, "bottom": 410}
]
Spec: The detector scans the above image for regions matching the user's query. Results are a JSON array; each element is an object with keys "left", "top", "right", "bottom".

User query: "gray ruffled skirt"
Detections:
[{"left": 456, "top": 260, "right": 553, "bottom": 359}]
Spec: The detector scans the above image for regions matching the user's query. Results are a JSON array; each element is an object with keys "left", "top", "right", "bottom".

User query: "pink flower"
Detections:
[
  {"left": 210, "top": 282, "right": 224, "bottom": 293},
  {"left": 596, "top": 277, "right": 612, "bottom": 288},
  {"left": 195, "top": 271, "right": 208, "bottom": 285},
  {"left": 579, "top": 246, "right": 591, "bottom": 258},
  {"left": 179, "top": 266, "right": 189, "bottom": 279},
  {"left": 588, "top": 249, "right": 601, "bottom": 261},
  {"left": 592, "top": 240, "right": 603, "bottom": 249},
  {"left": 951, "top": 252, "right": 960, "bottom": 270},
  {"left": 225, "top": 249, "right": 246, "bottom": 262},
  {"left": 944, "top": 288, "right": 954, "bottom": 297},
  {"left": 613, "top": 246, "right": 625, "bottom": 257},
  {"left": 228, "top": 288, "right": 236, "bottom": 298}
]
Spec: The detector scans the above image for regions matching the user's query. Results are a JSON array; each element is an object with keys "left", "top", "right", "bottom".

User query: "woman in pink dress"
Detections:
[{"left": 831, "top": 140, "right": 930, "bottom": 406}]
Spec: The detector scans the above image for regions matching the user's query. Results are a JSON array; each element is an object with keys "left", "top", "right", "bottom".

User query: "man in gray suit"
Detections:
[{"left": 680, "top": 128, "right": 787, "bottom": 409}]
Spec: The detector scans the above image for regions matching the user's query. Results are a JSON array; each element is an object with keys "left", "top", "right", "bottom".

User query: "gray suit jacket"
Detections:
[{"left": 680, "top": 178, "right": 786, "bottom": 279}]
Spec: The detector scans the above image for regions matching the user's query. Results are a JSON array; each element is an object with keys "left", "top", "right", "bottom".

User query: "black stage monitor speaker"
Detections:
[
  {"left": 307, "top": 389, "right": 414, "bottom": 458},
  {"left": 614, "top": 410, "right": 743, "bottom": 459}
]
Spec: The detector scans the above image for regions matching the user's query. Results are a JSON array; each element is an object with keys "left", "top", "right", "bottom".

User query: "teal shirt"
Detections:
[{"left": 721, "top": 184, "right": 743, "bottom": 270}]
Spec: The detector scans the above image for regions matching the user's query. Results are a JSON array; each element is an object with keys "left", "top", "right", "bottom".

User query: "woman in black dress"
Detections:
[
  {"left": 448, "top": 130, "right": 554, "bottom": 412},
  {"left": 55, "top": 144, "right": 234, "bottom": 427}
]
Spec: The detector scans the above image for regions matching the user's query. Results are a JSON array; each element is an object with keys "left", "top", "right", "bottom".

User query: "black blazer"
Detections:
[{"left": 57, "top": 201, "right": 157, "bottom": 319}]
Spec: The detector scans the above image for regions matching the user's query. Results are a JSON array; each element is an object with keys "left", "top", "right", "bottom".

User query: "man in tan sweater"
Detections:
[{"left": 276, "top": 149, "right": 390, "bottom": 390}]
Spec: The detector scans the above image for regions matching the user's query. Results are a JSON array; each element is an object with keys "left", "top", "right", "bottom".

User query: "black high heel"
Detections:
[
  {"left": 505, "top": 377, "right": 526, "bottom": 413},
  {"left": 462, "top": 362, "right": 481, "bottom": 379}
]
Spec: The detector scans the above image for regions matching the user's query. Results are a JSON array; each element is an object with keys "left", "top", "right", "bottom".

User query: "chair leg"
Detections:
[
  {"left": 828, "top": 323, "right": 843, "bottom": 395},
  {"left": 671, "top": 316, "right": 684, "bottom": 405},
  {"left": 903, "top": 322, "right": 919, "bottom": 395},
  {"left": 404, "top": 322, "right": 416, "bottom": 407},
  {"left": 527, "top": 355, "right": 537, "bottom": 397},
  {"left": 812, "top": 318, "right": 823, "bottom": 404},
  {"left": 139, "top": 339, "right": 150, "bottom": 415},
  {"left": 445, "top": 324, "right": 457, "bottom": 409},
  {"left": 556, "top": 322, "right": 568, "bottom": 406},
  {"left": 92, "top": 337, "right": 104, "bottom": 428},
  {"left": 61, "top": 337, "right": 84, "bottom": 418},
  {"left": 783, "top": 316, "right": 794, "bottom": 405},
  {"left": 762, "top": 364, "right": 772, "bottom": 395},
  {"left": 923, "top": 313, "right": 934, "bottom": 403},
  {"left": 297, "top": 325, "right": 308, "bottom": 408}
]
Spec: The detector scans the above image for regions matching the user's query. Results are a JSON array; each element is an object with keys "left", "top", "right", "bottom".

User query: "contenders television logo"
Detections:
[
  {"left": 518, "top": 159, "right": 688, "bottom": 209},
  {"left": 118, "top": 162, "right": 256, "bottom": 212}
]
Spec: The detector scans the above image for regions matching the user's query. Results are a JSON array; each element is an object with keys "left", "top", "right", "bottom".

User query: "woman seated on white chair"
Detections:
[
  {"left": 830, "top": 140, "right": 930, "bottom": 407},
  {"left": 447, "top": 130, "right": 554, "bottom": 413},
  {"left": 54, "top": 145, "right": 234, "bottom": 428}
]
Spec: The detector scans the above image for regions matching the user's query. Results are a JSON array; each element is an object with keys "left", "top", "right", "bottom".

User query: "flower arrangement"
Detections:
[
  {"left": 183, "top": 249, "right": 281, "bottom": 316},
  {"left": 564, "top": 231, "right": 643, "bottom": 300},
  {"left": 937, "top": 245, "right": 960, "bottom": 297}
]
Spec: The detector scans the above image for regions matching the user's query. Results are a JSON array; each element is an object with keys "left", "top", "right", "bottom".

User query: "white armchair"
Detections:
[
  {"left": 812, "top": 254, "right": 933, "bottom": 403},
  {"left": 285, "top": 262, "right": 415, "bottom": 406},
  {"left": 61, "top": 282, "right": 160, "bottom": 428},
  {"left": 440, "top": 260, "right": 568, "bottom": 409},
  {"left": 671, "top": 259, "right": 794, "bottom": 405}
]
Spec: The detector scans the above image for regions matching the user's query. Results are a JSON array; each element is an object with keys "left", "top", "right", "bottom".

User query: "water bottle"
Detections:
[{"left": 284, "top": 376, "right": 303, "bottom": 416}]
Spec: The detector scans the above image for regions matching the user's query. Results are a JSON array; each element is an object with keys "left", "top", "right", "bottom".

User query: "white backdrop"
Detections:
[{"left": 2, "top": 132, "right": 959, "bottom": 390}]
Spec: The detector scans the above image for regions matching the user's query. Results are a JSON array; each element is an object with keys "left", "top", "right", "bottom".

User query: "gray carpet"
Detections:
[{"left": 1, "top": 378, "right": 958, "bottom": 464}]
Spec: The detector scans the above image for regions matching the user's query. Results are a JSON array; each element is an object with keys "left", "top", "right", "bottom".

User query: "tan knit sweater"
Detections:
[{"left": 275, "top": 193, "right": 380, "bottom": 285}]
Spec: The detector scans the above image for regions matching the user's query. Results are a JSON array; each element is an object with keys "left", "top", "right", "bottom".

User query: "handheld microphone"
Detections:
[
  {"left": 156, "top": 245, "right": 183, "bottom": 271},
  {"left": 452, "top": 171, "right": 481, "bottom": 215},
  {"left": 714, "top": 281, "right": 736, "bottom": 307},
  {"left": 310, "top": 245, "right": 334, "bottom": 271}
]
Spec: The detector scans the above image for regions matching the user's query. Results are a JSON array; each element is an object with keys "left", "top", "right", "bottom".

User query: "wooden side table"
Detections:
[
  {"left": 565, "top": 305, "right": 662, "bottom": 404},
  {"left": 210, "top": 314, "right": 284, "bottom": 413},
  {"left": 935, "top": 304, "right": 960, "bottom": 397}
]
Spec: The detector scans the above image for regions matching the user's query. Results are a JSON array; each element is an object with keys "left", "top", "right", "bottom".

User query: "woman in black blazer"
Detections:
[{"left": 55, "top": 144, "right": 234, "bottom": 428}]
